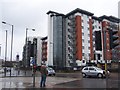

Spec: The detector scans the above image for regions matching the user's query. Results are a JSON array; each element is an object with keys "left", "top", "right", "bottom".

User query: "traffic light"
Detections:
[
  {"left": 30, "top": 44, "right": 34, "bottom": 57},
  {"left": 109, "top": 29, "right": 119, "bottom": 49}
]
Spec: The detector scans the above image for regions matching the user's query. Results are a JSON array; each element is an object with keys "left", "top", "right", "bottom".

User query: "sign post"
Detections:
[{"left": 30, "top": 57, "right": 36, "bottom": 87}]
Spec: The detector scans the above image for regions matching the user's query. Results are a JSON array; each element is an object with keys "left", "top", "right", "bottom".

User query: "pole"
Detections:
[
  {"left": 103, "top": 27, "right": 108, "bottom": 88},
  {"left": 33, "top": 66, "right": 35, "bottom": 87},
  {"left": 33, "top": 40, "right": 35, "bottom": 87},
  {"left": 4, "top": 30, "right": 7, "bottom": 77},
  {"left": 25, "top": 28, "right": 28, "bottom": 76},
  {"left": 0, "top": 44, "right": 1, "bottom": 57},
  {"left": 118, "top": 20, "right": 120, "bottom": 90},
  {"left": 10, "top": 25, "right": 13, "bottom": 77}
]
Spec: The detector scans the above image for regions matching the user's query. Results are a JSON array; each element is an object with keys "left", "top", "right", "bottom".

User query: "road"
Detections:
[{"left": 1, "top": 70, "right": 120, "bottom": 89}]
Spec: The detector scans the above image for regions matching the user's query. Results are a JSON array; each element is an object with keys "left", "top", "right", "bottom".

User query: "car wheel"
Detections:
[
  {"left": 49, "top": 74, "right": 52, "bottom": 76},
  {"left": 53, "top": 74, "right": 55, "bottom": 76},
  {"left": 97, "top": 73, "right": 103, "bottom": 78},
  {"left": 82, "top": 73, "right": 86, "bottom": 78}
]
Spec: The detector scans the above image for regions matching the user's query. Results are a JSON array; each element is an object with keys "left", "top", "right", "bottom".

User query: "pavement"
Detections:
[
  {"left": 1, "top": 71, "right": 81, "bottom": 89},
  {"left": 1, "top": 75, "right": 79, "bottom": 89}
]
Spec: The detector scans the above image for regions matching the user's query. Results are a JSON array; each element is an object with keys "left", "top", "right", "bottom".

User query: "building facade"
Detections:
[
  {"left": 47, "top": 8, "right": 120, "bottom": 69},
  {"left": 100, "top": 16, "right": 120, "bottom": 61},
  {"left": 65, "top": 9, "right": 94, "bottom": 67},
  {"left": 41, "top": 37, "right": 48, "bottom": 64},
  {"left": 92, "top": 16, "right": 103, "bottom": 63},
  {"left": 22, "top": 37, "right": 42, "bottom": 67},
  {"left": 47, "top": 11, "right": 66, "bottom": 69}
]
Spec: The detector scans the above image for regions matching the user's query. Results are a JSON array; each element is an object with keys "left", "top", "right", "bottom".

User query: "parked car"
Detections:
[
  {"left": 47, "top": 67, "right": 55, "bottom": 76},
  {"left": 0, "top": 68, "right": 4, "bottom": 73},
  {"left": 82, "top": 66, "right": 110, "bottom": 78},
  {"left": 5, "top": 67, "right": 11, "bottom": 72}
]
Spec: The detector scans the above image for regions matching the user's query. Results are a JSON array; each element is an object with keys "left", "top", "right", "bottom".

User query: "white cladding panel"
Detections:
[
  {"left": 37, "top": 37, "right": 42, "bottom": 66},
  {"left": 66, "top": 18, "right": 70, "bottom": 67},
  {"left": 47, "top": 14, "right": 53, "bottom": 66},
  {"left": 82, "top": 15, "right": 90, "bottom": 60}
]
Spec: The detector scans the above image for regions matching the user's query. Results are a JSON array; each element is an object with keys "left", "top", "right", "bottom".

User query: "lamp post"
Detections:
[
  {"left": 103, "top": 27, "right": 108, "bottom": 88},
  {"left": 0, "top": 44, "right": 1, "bottom": 57},
  {"left": 2, "top": 21, "right": 14, "bottom": 77},
  {"left": 50, "top": 42, "right": 54, "bottom": 68},
  {"left": 118, "top": 20, "right": 120, "bottom": 90},
  {"left": 4, "top": 30, "right": 8, "bottom": 77},
  {"left": 25, "top": 28, "right": 35, "bottom": 76}
]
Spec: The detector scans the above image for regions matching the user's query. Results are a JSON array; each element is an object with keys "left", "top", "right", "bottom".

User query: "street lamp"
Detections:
[
  {"left": 103, "top": 27, "right": 109, "bottom": 88},
  {"left": 25, "top": 28, "right": 35, "bottom": 75},
  {"left": 4, "top": 30, "right": 8, "bottom": 77},
  {"left": 2, "top": 21, "right": 14, "bottom": 77},
  {"left": 0, "top": 44, "right": 1, "bottom": 57}
]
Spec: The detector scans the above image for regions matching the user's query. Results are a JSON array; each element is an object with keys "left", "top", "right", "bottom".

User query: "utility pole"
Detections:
[
  {"left": 4, "top": 30, "right": 8, "bottom": 77},
  {"left": 2, "top": 21, "right": 14, "bottom": 77},
  {"left": 103, "top": 27, "right": 108, "bottom": 89},
  {"left": 33, "top": 39, "right": 36, "bottom": 87}
]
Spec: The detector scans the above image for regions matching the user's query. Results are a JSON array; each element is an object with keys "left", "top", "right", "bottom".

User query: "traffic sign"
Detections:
[{"left": 30, "top": 57, "right": 35, "bottom": 65}]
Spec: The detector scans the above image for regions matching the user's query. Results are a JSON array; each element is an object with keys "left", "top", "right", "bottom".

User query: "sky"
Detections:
[{"left": 0, "top": 0, "right": 120, "bottom": 61}]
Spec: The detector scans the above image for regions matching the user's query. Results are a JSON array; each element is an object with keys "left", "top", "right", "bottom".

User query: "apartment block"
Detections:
[
  {"left": 92, "top": 16, "right": 103, "bottom": 62},
  {"left": 22, "top": 37, "right": 42, "bottom": 67},
  {"left": 47, "top": 11, "right": 66, "bottom": 69},
  {"left": 100, "top": 16, "right": 120, "bottom": 61},
  {"left": 41, "top": 37, "right": 48, "bottom": 64},
  {"left": 47, "top": 8, "right": 120, "bottom": 69}
]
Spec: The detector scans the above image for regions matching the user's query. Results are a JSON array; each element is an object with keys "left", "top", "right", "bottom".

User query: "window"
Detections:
[
  {"left": 82, "top": 46, "right": 84, "bottom": 49},
  {"left": 95, "top": 25, "right": 97, "bottom": 28},
  {"left": 99, "top": 21, "right": 101, "bottom": 24},
  {"left": 88, "top": 34, "right": 90, "bottom": 37},
  {"left": 88, "top": 53, "right": 90, "bottom": 57},
  {"left": 68, "top": 54, "right": 70, "bottom": 57},
  {"left": 88, "top": 40, "right": 90, "bottom": 43},
  {"left": 68, "top": 29, "right": 70, "bottom": 32},
  {"left": 99, "top": 26, "right": 101, "bottom": 29},
  {"left": 92, "top": 20, "right": 94, "bottom": 24},
  {"left": 87, "top": 21, "right": 89, "bottom": 24},
  {"left": 84, "top": 68, "right": 88, "bottom": 70},
  {"left": 68, "top": 47, "right": 70, "bottom": 51},
  {"left": 82, "top": 33, "right": 84, "bottom": 36},
  {"left": 88, "top": 47, "right": 90, "bottom": 49},
  {"left": 82, "top": 26, "right": 84, "bottom": 29},
  {"left": 68, "top": 35, "right": 71, "bottom": 39},
  {"left": 68, "top": 41, "right": 70, "bottom": 44},
  {"left": 82, "top": 19, "right": 84, "bottom": 23},
  {"left": 89, "top": 68, "right": 95, "bottom": 71},
  {"left": 83, "top": 60, "right": 85, "bottom": 63},
  {"left": 82, "top": 39, "right": 84, "bottom": 42},
  {"left": 82, "top": 53, "right": 84, "bottom": 56}
]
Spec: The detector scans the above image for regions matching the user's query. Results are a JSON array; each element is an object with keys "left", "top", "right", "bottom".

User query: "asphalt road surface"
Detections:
[{"left": 1, "top": 69, "right": 120, "bottom": 89}]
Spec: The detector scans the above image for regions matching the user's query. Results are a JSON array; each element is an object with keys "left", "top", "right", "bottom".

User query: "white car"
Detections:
[
  {"left": 0, "top": 68, "right": 4, "bottom": 73},
  {"left": 82, "top": 66, "right": 110, "bottom": 78},
  {"left": 47, "top": 67, "right": 55, "bottom": 76}
]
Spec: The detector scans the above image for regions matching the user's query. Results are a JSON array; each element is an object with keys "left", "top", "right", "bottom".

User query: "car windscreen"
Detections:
[{"left": 47, "top": 68, "right": 53, "bottom": 70}]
